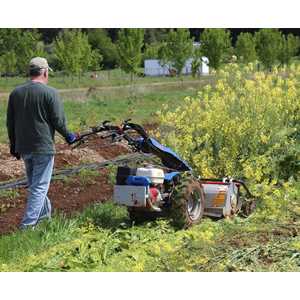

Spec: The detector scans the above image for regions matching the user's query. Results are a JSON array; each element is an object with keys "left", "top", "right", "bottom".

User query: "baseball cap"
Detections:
[{"left": 29, "top": 57, "right": 53, "bottom": 72}]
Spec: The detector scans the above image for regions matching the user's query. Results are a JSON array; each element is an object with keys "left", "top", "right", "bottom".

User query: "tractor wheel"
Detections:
[
  {"left": 170, "top": 175, "right": 205, "bottom": 229},
  {"left": 239, "top": 197, "right": 257, "bottom": 217}
]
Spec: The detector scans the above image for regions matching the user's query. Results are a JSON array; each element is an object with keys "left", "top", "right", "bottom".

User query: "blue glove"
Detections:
[{"left": 66, "top": 132, "right": 80, "bottom": 144}]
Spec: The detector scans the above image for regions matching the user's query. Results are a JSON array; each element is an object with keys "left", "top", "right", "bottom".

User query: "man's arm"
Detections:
[
  {"left": 6, "top": 95, "right": 15, "bottom": 149},
  {"left": 48, "top": 91, "right": 70, "bottom": 138},
  {"left": 47, "top": 90, "right": 79, "bottom": 144}
]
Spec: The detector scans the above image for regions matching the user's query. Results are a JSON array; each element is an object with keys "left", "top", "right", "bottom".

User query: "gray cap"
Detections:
[{"left": 29, "top": 57, "right": 53, "bottom": 71}]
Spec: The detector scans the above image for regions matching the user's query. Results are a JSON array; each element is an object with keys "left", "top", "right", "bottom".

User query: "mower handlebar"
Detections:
[{"left": 69, "top": 120, "right": 147, "bottom": 150}]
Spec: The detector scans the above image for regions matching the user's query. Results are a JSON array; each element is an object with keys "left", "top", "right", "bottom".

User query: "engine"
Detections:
[{"left": 113, "top": 166, "right": 165, "bottom": 209}]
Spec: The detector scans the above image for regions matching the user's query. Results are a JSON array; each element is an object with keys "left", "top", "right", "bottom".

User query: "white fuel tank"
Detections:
[{"left": 136, "top": 167, "right": 164, "bottom": 184}]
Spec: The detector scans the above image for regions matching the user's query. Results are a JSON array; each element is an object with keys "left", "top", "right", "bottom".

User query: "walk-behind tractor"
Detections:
[{"left": 71, "top": 120, "right": 256, "bottom": 228}]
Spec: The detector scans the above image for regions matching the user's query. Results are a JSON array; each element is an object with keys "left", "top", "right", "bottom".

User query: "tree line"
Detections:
[{"left": 0, "top": 28, "right": 299, "bottom": 78}]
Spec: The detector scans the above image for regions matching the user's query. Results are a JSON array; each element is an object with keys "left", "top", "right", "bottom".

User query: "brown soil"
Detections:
[
  {"left": 0, "top": 123, "right": 158, "bottom": 235},
  {"left": 0, "top": 169, "right": 113, "bottom": 235},
  {"left": 0, "top": 136, "right": 130, "bottom": 235},
  {"left": 0, "top": 137, "right": 129, "bottom": 181}
]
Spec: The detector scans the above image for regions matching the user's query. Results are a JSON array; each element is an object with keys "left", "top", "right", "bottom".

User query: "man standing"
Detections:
[{"left": 6, "top": 57, "right": 78, "bottom": 229}]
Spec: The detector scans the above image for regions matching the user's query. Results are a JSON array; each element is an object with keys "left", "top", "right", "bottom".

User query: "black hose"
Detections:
[{"left": 0, "top": 153, "right": 154, "bottom": 191}]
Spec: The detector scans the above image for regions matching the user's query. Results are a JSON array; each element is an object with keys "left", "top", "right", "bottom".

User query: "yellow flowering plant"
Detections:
[
  {"left": 159, "top": 63, "right": 300, "bottom": 183},
  {"left": 158, "top": 63, "right": 300, "bottom": 219}
]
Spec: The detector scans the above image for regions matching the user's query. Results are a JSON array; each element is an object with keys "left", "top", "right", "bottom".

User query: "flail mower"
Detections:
[{"left": 70, "top": 120, "right": 256, "bottom": 228}]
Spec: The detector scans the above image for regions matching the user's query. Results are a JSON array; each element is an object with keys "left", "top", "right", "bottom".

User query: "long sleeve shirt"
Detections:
[{"left": 6, "top": 81, "right": 71, "bottom": 154}]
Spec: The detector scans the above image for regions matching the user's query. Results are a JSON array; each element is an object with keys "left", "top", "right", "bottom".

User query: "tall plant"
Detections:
[
  {"left": 0, "top": 51, "right": 17, "bottom": 76},
  {"left": 254, "top": 29, "right": 282, "bottom": 70},
  {"left": 235, "top": 32, "right": 257, "bottom": 63},
  {"left": 278, "top": 33, "right": 300, "bottom": 66},
  {"left": 117, "top": 28, "right": 144, "bottom": 81},
  {"left": 158, "top": 29, "right": 193, "bottom": 76},
  {"left": 200, "top": 29, "right": 232, "bottom": 70},
  {"left": 54, "top": 29, "right": 102, "bottom": 78}
]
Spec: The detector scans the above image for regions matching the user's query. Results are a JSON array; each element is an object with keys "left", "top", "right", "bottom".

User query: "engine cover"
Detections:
[
  {"left": 113, "top": 185, "right": 148, "bottom": 207},
  {"left": 136, "top": 167, "right": 164, "bottom": 184}
]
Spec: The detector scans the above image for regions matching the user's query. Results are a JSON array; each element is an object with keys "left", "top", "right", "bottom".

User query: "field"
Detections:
[
  {"left": 0, "top": 66, "right": 299, "bottom": 272},
  {"left": 0, "top": 69, "right": 214, "bottom": 92}
]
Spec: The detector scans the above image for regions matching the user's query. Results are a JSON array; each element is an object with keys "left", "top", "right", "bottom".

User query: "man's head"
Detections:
[{"left": 29, "top": 57, "right": 53, "bottom": 84}]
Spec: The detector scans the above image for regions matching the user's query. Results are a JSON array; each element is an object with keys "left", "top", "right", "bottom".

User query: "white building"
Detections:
[{"left": 144, "top": 57, "right": 209, "bottom": 77}]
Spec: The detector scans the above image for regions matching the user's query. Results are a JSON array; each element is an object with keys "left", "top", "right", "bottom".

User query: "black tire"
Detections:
[{"left": 170, "top": 175, "right": 205, "bottom": 229}]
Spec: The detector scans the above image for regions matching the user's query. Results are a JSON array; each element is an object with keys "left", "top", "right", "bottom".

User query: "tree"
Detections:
[
  {"left": 200, "top": 29, "right": 232, "bottom": 70},
  {"left": 158, "top": 29, "right": 193, "bottom": 76},
  {"left": 88, "top": 29, "right": 118, "bottom": 69},
  {"left": 235, "top": 32, "right": 257, "bottom": 63},
  {"left": 143, "top": 42, "right": 161, "bottom": 60},
  {"left": 117, "top": 28, "right": 144, "bottom": 81},
  {"left": 278, "top": 33, "right": 300, "bottom": 66},
  {"left": 191, "top": 46, "right": 202, "bottom": 78},
  {"left": 0, "top": 29, "right": 22, "bottom": 55},
  {"left": 16, "top": 30, "right": 46, "bottom": 74},
  {"left": 254, "top": 29, "right": 282, "bottom": 70},
  {"left": 54, "top": 29, "right": 102, "bottom": 77},
  {"left": 0, "top": 51, "right": 17, "bottom": 76},
  {"left": 144, "top": 29, "right": 169, "bottom": 44},
  {"left": 0, "top": 29, "right": 46, "bottom": 75}
]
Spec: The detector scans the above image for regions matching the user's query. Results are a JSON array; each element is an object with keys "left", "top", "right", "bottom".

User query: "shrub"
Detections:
[{"left": 158, "top": 63, "right": 300, "bottom": 183}]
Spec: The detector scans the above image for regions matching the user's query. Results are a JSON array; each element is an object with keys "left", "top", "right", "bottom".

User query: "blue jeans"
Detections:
[{"left": 20, "top": 154, "right": 54, "bottom": 228}]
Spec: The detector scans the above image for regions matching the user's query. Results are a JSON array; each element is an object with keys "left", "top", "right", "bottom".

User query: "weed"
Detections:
[
  {"left": 0, "top": 189, "right": 20, "bottom": 200},
  {"left": 106, "top": 164, "right": 118, "bottom": 185},
  {"left": 76, "top": 168, "right": 100, "bottom": 185}
]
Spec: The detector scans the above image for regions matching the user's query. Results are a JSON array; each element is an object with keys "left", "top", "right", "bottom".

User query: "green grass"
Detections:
[
  {"left": 0, "top": 198, "right": 299, "bottom": 272},
  {"left": 0, "top": 67, "right": 299, "bottom": 271},
  {"left": 0, "top": 85, "right": 199, "bottom": 143},
  {"left": 0, "top": 215, "right": 81, "bottom": 266},
  {"left": 0, "top": 189, "right": 20, "bottom": 200},
  {"left": 0, "top": 69, "right": 212, "bottom": 93}
]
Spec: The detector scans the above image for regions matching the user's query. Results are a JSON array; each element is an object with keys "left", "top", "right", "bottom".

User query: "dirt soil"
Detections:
[
  {"left": 0, "top": 137, "right": 129, "bottom": 181},
  {"left": 0, "top": 136, "right": 130, "bottom": 235},
  {"left": 0, "top": 169, "right": 113, "bottom": 235},
  {"left": 0, "top": 124, "right": 159, "bottom": 235}
]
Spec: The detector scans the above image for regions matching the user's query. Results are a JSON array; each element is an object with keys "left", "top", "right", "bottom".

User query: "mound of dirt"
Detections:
[
  {"left": 0, "top": 137, "right": 129, "bottom": 182},
  {"left": 0, "top": 123, "right": 157, "bottom": 235},
  {"left": 0, "top": 159, "right": 25, "bottom": 181},
  {"left": 0, "top": 169, "right": 112, "bottom": 235}
]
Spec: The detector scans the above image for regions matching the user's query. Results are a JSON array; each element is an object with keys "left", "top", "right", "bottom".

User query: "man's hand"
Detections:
[
  {"left": 10, "top": 145, "right": 21, "bottom": 160},
  {"left": 65, "top": 132, "right": 80, "bottom": 145}
]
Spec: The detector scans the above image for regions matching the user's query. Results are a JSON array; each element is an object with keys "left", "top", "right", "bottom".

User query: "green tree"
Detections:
[
  {"left": 191, "top": 46, "right": 202, "bottom": 77},
  {"left": 254, "top": 29, "right": 282, "bottom": 70},
  {"left": 235, "top": 32, "right": 257, "bottom": 63},
  {"left": 88, "top": 29, "right": 118, "bottom": 69},
  {"left": 117, "top": 28, "right": 144, "bottom": 81},
  {"left": 0, "top": 51, "right": 17, "bottom": 76},
  {"left": 15, "top": 30, "right": 46, "bottom": 74},
  {"left": 54, "top": 29, "right": 102, "bottom": 78},
  {"left": 144, "top": 29, "right": 169, "bottom": 44},
  {"left": 158, "top": 29, "right": 193, "bottom": 76},
  {"left": 200, "top": 29, "right": 232, "bottom": 70},
  {"left": 0, "top": 29, "right": 45, "bottom": 75},
  {"left": 278, "top": 33, "right": 300, "bottom": 66},
  {"left": 0, "top": 29, "right": 22, "bottom": 55},
  {"left": 143, "top": 42, "right": 161, "bottom": 60}
]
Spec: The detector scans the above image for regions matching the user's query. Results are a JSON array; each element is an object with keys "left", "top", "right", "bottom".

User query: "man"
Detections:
[{"left": 6, "top": 57, "right": 79, "bottom": 229}]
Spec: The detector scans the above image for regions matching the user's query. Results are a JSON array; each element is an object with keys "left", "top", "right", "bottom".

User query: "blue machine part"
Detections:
[
  {"left": 135, "top": 137, "right": 191, "bottom": 172},
  {"left": 126, "top": 175, "right": 151, "bottom": 187},
  {"left": 164, "top": 172, "right": 180, "bottom": 182}
]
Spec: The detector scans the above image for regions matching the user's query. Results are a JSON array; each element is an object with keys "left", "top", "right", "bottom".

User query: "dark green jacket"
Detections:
[{"left": 6, "top": 81, "right": 70, "bottom": 154}]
